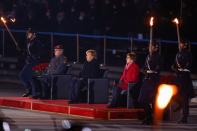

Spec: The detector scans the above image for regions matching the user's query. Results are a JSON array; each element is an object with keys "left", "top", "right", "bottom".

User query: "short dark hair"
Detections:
[
  {"left": 26, "top": 28, "right": 37, "bottom": 34},
  {"left": 127, "top": 52, "right": 136, "bottom": 61},
  {"left": 54, "top": 45, "right": 64, "bottom": 49}
]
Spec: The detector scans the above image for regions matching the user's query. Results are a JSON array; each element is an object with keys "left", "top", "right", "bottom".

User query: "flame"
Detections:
[
  {"left": 173, "top": 18, "right": 179, "bottom": 25},
  {"left": 1, "top": 17, "right": 7, "bottom": 24},
  {"left": 156, "top": 84, "right": 177, "bottom": 109},
  {"left": 10, "top": 18, "right": 16, "bottom": 23},
  {"left": 150, "top": 17, "right": 154, "bottom": 26}
]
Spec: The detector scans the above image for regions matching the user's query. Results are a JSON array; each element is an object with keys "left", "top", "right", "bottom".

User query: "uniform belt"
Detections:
[
  {"left": 178, "top": 68, "right": 190, "bottom": 72},
  {"left": 146, "top": 70, "right": 158, "bottom": 74}
]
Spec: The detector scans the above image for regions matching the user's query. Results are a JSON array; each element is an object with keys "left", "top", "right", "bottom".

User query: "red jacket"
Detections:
[{"left": 118, "top": 62, "right": 139, "bottom": 90}]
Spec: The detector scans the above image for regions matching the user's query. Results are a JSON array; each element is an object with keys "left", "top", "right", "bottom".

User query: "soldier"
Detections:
[
  {"left": 45, "top": 45, "right": 67, "bottom": 75},
  {"left": 138, "top": 42, "right": 161, "bottom": 125},
  {"left": 39, "top": 45, "right": 67, "bottom": 99},
  {"left": 172, "top": 41, "right": 194, "bottom": 123},
  {"left": 19, "top": 28, "right": 44, "bottom": 98}
]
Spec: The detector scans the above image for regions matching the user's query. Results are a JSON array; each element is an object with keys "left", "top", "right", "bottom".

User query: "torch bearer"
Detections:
[
  {"left": 172, "top": 18, "right": 181, "bottom": 51},
  {"left": 149, "top": 17, "right": 154, "bottom": 55}
]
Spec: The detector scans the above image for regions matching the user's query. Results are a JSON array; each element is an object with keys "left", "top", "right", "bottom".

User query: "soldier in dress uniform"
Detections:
[
  {"left": 138, "top": 42, "right": 161, "bottom": 125},
  {"left": 19, "top": 28, "right": 45, "bottom": 98},
  {"left": 45, "top": 45, "right": 67, "bottom": 75},
  {"left": 172, "top": 40, "right": 194, "bottom": 123},
  {"left": 39, "top": 45, "right": 67, "bottom": 99}
]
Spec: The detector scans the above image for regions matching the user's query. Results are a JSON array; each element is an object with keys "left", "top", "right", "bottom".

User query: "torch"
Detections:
[
  {"left": 149, "top": 17, "right": 154, "bottom": 55},
  {"left": 172, "top": 18, "right": 181, "bottom": 51},
  {"left": 0, "top": 16, "right": 21, "bottom": 51},
  {"left": 154, "top": 84, "right": 177, "bottom": 125}
]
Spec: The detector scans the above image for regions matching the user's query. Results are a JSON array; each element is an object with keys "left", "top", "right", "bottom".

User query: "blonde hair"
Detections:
[{"left": 86, "top": 49, "right": 97, "bottom": 58}]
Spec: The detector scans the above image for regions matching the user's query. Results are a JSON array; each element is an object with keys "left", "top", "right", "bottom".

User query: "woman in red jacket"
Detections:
[{"left": 108, "top": 52, "right": 140, "bottom": 108}]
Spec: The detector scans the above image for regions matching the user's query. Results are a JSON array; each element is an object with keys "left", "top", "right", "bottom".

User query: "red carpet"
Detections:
[{"left": 0, "top": 97, "right": 144, "bottom": 120}]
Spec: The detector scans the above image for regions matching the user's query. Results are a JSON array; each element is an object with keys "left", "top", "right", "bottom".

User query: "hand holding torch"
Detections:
[
  {"left": 149, "top": 17, "right": 154, "bottom": 55},
  {"left": 172, "top": 18, "right": 181, "bottom": 51}
]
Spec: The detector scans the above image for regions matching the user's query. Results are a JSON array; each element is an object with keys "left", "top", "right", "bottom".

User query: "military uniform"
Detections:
[
  {"left": 46, "top": 55, "right": 67, "bottom": 75},
  {"left": 40, "top": 54, "right": 67, "bottom": 99},
  {"left": 173, "top": 48, "right": 194, "bottom": 123},
  {"left": 19, "top": 37, "right": 44, "bottom": 97},
  {"left": 138, "top": 51, "right": 161, "bottom": 124}
]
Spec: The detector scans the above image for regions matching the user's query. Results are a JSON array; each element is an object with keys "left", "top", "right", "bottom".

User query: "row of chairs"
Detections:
[{"left": 37, "top": 63, "right": 140, "bottom": 108}]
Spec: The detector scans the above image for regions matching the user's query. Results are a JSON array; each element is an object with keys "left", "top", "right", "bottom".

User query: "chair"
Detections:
[
  {"left": 87, "top": 78, "right": 109, "bottom": 104},
  {"left": 35, "top": 64, "right": 71, "bottom": 99},
  {"left": 126, "top": 72, "right": 143, "bottom": 108},
  {"left": 87, "top": 68, "right": 109, "bottom": 104},
  {"left": 52, "top": 74, "right": 73, "bottom": 99},
  {"left": 50, "top": 64, "right": 72, "bottom": 99},
  {"left": 127, "top": 82, "right": 138, "bottom": 108},
  {"left": 53, "top": 62, "right": 84, "bottom": 100}
]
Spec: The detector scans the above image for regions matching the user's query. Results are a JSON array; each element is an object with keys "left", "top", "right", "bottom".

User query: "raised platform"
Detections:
[{"left": 0, "top": 97, "right": 144, "bottom": 120}]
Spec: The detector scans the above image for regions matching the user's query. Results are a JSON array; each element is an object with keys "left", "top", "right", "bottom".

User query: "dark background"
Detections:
[{"left": 0, "top": 0, "right": 197, "bottom": 73}]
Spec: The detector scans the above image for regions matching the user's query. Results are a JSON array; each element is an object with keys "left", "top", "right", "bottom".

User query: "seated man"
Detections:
[
  {"left": 69, "top": 49, "right": 100, "bottom": 103},
  {"left": 108, "top": 52, "right": 140, "bottom": 108},
  {"left": 34, "top": 45, "right": 67, "bottom": 99}
]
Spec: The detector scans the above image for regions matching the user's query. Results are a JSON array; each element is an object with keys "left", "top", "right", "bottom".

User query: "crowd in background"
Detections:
[
  {"left": 0, "top": 0, "right": 196, "bottom": 40},
  {"left": 0, "top": 0, "right": 197, "bottom": 73}
]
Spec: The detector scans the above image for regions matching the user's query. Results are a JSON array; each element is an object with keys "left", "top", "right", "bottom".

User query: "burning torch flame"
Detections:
[
  {"left": 156, "top": 84, "right": 177, "bottom": 109},
  {"left": 10, "top": 18, "right": 16, "bottom": 23},
  {"left": 150, "top": 17, "right": 154, "bottom": 27},
  {"left": 1, "top": 17, "right": 7, "bottom": 24},
  {"left": 173, "top": 18, "right": 179, "bottom": 25}
]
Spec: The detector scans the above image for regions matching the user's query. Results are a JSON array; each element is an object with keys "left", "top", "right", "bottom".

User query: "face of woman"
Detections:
[
  {"left": 86, "top": 52, "right": 94, "bottom": 62},
  {"left": 126, "top": 56, "right": 133, "bottom": 64}
]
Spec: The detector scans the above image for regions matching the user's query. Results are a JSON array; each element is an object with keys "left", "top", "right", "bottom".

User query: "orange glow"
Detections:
[
  {"left": 173, "top": 18, "right": 179, "bottom": 25},
  {"left": 150, "top": 17, "right": 154, "bottom": 27},
  {"left": 1, "top": 17, "right": 7, "bottom": 24},
  {"left": 156, "top": 84, "right": 177, "bottom": 109},
  {"left": 10, "top": 18, "right": 16, "bottom": 23}
]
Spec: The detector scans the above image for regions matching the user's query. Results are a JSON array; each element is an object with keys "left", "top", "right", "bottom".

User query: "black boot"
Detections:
[
  {"left": 22, "top": 89, "right": 31, "bottom": 97},
  {"left": 107, "top": 103, "right": 117, "bottom": 108},
  {"left": 142, "top": 116, "right": 153, "bottom": 125},
  {"left": 142, "top": 104, "right": 153, "bottom": 125}
]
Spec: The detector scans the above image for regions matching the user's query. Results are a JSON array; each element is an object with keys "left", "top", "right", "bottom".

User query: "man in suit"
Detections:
[
  {"left": 19, "top": 28, "right": 44, "bottom": 98},
  {"left": 108, "top": 52, "right": 140, "bottom": 108},
  {"left": 69, "top": 49, "right": 100, "bottom": 103}
]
